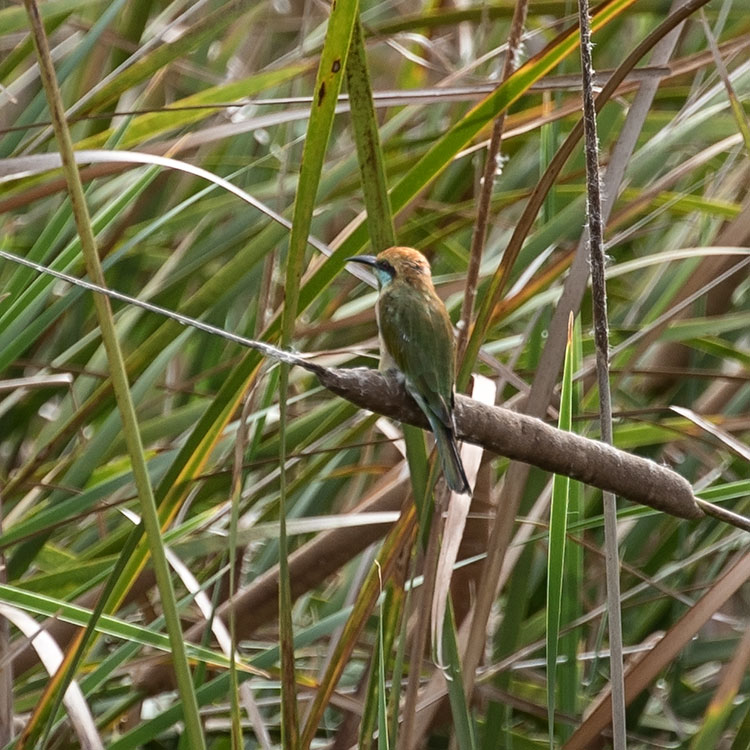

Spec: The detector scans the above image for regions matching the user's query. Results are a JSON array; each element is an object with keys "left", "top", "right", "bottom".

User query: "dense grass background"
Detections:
[{"left": 1, "top": 0, "right": 749, "bottom": 747}]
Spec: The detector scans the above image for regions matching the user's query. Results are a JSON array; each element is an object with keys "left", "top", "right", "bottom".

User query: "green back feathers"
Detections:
[{"left": 377, "top": 280, "right": 456, "bottom": 430}]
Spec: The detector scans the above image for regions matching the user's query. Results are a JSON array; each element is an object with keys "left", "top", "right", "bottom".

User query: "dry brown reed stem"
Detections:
[
  {"left": 456, "top": 0, "right": 529, "bottom": 359},
  {"left": 576, "top": 0, "right": 626, "bottom": 740}
]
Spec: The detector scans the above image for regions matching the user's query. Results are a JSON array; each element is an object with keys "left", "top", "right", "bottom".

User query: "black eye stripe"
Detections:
[{"left": 376, "top": 260, "right": 396, "bottom": 276}]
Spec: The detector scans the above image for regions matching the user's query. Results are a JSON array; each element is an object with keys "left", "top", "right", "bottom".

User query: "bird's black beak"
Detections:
[{"left": 346, "top": 255, "right": 378, "bottom": 268}]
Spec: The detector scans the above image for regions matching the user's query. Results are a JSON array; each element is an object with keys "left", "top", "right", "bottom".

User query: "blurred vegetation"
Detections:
[{"left": 0, "top": 0, "right": 749, "bottom": 747}]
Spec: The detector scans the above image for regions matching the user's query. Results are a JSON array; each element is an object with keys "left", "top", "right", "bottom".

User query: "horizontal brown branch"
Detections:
[{"left": 314, "top": 366, "right": 703, "bottom": 521}]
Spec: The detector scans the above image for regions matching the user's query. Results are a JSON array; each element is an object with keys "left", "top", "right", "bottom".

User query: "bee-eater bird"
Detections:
[{"left": 348, "top": 247, "right": 470, "bottom": 494}]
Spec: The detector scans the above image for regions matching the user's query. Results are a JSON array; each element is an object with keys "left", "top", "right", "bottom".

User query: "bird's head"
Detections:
[{"left": 347, "top": 246, "right": 434, "bottom": 290}]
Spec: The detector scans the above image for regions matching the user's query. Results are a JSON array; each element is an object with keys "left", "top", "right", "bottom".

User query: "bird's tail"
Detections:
[{"left": 432, "top": 419, "right": 470, "bottom": 494}]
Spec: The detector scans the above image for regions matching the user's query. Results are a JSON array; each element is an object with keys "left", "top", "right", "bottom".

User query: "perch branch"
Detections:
[{"left": 315, "top": 367, "right": 702, "bottom": 520}]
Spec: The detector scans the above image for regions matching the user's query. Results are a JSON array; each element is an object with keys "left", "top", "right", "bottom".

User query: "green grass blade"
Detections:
[
  {"left": 546, "top": 314, "right": 575, "bottom": 746},
  {"left": 0, "top": 583, "right": 253, "bottom": 672},
  {"left": 558, "top": 315, "right": 583, "bottom": 741},
  {"left": 345, "top": 17, "right": 395, "bottom": 252},
  {"left": 443, "top": 602, "right": 476, "bottom": 750}
]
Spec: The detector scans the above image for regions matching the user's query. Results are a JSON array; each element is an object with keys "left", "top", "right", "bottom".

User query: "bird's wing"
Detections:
[{"left": 378, "top": 285, "right": 456, "bottom": 429}]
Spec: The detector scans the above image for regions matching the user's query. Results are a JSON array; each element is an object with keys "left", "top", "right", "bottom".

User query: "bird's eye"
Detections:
[{"left": 376, "top": 260, "right": 396, "bottom": 278}]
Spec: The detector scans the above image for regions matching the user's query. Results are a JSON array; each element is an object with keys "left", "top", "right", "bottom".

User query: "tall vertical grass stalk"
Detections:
[
  {"left": 375, "top": 570, "right": 391, "bottom": 750},
  {"left": 443, "top": 602, "right": 476, "bottom": 750},
  {"left": 228, "top": 395, "right": 255, "bottom": 750},
  {"left": 20, "top": 1, "right": 206, "bottom": 748},
  {"left": 280, "top": 1, "right": 358, "bottom": 744},
  {"left": 576, "top": 0, "right": 627, "bottom": 745},
  {"left": 546, "top": 313, "right": 575, "bottom": 746},
  {"left": 0, "top": 499, "right": 9, "bottom": 747},
  {"left": 558, "top": 316, "right": 584, "bottom": 743},
  {"left": 277, "top": 360, "right": 300, "bottom": 750}
]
